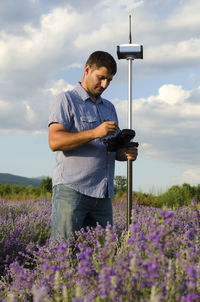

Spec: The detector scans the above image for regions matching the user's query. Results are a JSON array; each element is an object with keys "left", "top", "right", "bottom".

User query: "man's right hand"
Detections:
[{"left": 94, "top": 121, "right": 118, "bottom": 138}]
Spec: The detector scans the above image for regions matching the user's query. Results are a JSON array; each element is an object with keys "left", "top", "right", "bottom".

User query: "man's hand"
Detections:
[
  {"left": 94, "top": 121, "right": 118, "bottom": 138},
  {"left": 116, "top": 146, "right": 138, "bottom": 161},
  {"left": 125, "top": 146, "right": 138, "bottom": 161}
]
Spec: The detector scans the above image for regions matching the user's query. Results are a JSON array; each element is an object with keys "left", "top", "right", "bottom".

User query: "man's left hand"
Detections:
[
  {"left": 125, "top": 146, "right": 138, "bottom": 161},
  {"left": 116, "top": 146, "right": 138, "bottom": 161}
]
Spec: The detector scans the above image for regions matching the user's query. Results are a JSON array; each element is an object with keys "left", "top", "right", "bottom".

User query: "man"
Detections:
[{"left": 48, "top": 51, "right": 138, "bottom": 239}]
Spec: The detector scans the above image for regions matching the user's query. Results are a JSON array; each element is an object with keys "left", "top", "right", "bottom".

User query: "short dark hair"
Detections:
[{"left": 86, "top": 51, "right": 117, "bottom": 75}]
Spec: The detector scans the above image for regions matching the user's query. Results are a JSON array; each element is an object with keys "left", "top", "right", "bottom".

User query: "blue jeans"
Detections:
[{"left": 51, "top": 184, "right": 113, "bottom": 239}]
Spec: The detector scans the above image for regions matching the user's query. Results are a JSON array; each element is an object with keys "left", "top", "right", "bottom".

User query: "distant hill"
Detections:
[{"left": 0, "top": 173, "right": 42, "bottom": 187}]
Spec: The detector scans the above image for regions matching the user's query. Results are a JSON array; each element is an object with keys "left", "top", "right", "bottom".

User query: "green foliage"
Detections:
[
  {"left": 133, "top": 191, "right": 162, "bottom": 208},
  {"left": 160, "top": 183, "right": 200, "bottom": 208},
  {"left": 41, "top": 176, "right": 52, "bottom": 194},
  {"left": 0, "top": 174, "right": 199, "bottom": 209},
  {"left": 114, "top": 176, "right": 127, "bottom": 197},
  {"left": 114, "top": 176, "right": 200, "bottom": 209},
  {"left": 0, "top": 176, "right": 52, "bottom": 200},
  {"left": 0, "top": 184, "right": 47, "bottom": 200}
]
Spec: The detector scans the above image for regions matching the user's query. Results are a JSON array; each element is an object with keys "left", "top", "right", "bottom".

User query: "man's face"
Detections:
[{"left": 83, "top": 64, "right": 114, "bottom": 99}]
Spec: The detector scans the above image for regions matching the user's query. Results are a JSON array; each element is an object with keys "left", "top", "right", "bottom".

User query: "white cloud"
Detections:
[
  {"left": 0, "top": 0, "right": 200, "bottom": 155},
  {"left": 152, "top": 84, "right": 189, "bottom": 106},
  {"left": 0, "top": 99, "right": 11, "bottom": 112},
  {"left": 0, "top": 98, "right": 37, "bottom": 133},
  {"left": 114, "top": 84, "right": 200, "bottom": 166},
  {"left": 180, "top": 167, "right": 200, "bottom": 186},
  {"left": 46, "top": 79, "right": 75, "bottom": 96},
  {"left": 0, "top": 78, "right": 76, "bottom": 134},
  {"left": 23, "top": 101, "right": 36, "bottom": 123},
  {"left": 166, "top": 0, "right": 200, "bottom": 32},
  {"left": 146, "top": 38, "right": 200, "bottom": 69},
  {"left": 0, "top": 0, "right": 199, "bottom": 81},
  {"left": 0, "top": 0, "right": 200, "bottom": 189},
  {"left": 0, "top": 7, "right": 82, "bottom": 72}
]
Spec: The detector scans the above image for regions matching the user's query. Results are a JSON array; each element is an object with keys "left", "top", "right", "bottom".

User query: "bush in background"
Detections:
[
  {"left": 0, "top": 176, "right": 199, "bottom": 208},
  {"left": 159, "top": 183, "right": 200, "bottom": 208},
  {"left": 0, "top": 177, "right": 52, "bottom": 200}
]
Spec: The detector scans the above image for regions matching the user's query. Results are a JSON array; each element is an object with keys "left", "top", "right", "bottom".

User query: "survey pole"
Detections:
[
  {"left": 127, "top": 58, "right": 133, "bottom": 228},
  {"left": 117, "top": 15, "right": 143, "bottom": 229}
]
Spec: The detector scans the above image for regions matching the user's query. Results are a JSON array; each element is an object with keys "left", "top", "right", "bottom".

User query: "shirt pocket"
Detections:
[
  {"left": 101, "top": 110, "right": 117, "bottom": 124},
  {"left": 80, "top": 115, "right": 98, "bottom": 130}
]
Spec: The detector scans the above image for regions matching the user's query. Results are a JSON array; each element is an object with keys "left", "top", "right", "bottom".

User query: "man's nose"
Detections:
[{"left": 101, "top": 79, "right": 109, "bottom": 88}]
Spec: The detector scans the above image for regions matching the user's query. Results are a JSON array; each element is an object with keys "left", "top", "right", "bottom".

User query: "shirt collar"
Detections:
[{"left": 75, "top": 82, "right": 103, "bottom": 104}]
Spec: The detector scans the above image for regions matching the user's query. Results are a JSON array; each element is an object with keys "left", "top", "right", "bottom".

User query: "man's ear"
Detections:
[{"left": 84, "top": 64, "right": 91, "bottom": 75}]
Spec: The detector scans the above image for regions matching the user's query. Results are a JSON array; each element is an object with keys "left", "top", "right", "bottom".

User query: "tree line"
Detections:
[
  {"left": 0, "top": 177, "right": 52, "bottom": 200},
  {"left": 114, "top": 176, "right": 200, "bottom": 208},
  {"left": 0, "top": 176, "right": 200, "bottom": 208}
]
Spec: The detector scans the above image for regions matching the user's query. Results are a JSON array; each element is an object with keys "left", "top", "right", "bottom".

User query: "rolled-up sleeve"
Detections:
[{"left": 48, "top": 93, "right": 73, "bottom": 130}]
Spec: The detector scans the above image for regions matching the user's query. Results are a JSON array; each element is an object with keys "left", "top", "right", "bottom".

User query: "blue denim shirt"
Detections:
[{"left": 48, "top": 83, "right": 119, "bottom": 198}]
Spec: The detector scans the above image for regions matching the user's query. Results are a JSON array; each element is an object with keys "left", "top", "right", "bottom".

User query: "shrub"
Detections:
[{"left": 160, "top": 183, "right": 198, "bottom": 208}]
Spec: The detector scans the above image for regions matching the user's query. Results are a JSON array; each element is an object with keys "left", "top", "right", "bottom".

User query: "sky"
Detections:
[{"left": 0, "top": 0, "right": 200, "bottom": 193}]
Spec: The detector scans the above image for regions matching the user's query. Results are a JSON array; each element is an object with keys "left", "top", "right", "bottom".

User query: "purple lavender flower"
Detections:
[
  {"left": 187, "top": 265, "right": 197, "bottom": 278},
  {"left": 1, "top": 198, "right": 200, "bottom": 301}
]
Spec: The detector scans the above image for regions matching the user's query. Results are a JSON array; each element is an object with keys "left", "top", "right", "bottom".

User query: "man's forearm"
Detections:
[
  {"left": 49, "top": 121, "right": 118, "bottom": 152},
  {"left": 49, "top": 127, "right": 96, "bottom": 152}
]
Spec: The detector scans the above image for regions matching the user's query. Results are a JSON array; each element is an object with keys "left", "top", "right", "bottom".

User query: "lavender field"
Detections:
[{"left": 0, "top": 198, "right": 200, "bottom": 302}]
